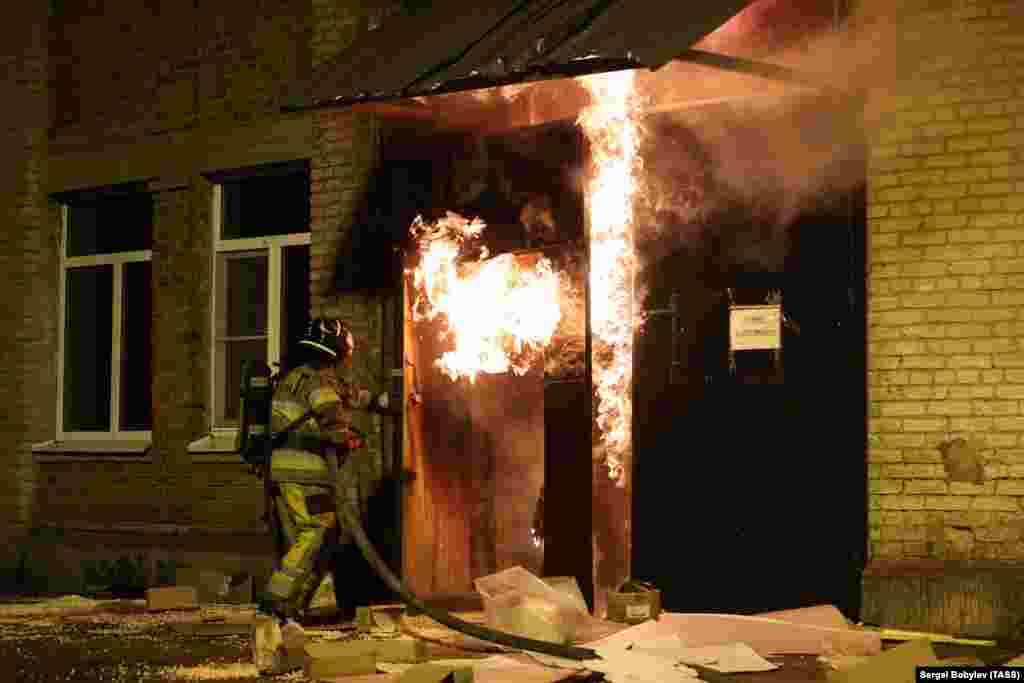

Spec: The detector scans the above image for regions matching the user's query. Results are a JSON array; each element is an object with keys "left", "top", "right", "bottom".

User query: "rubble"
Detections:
[
  {"left": 4, "top": 591, "right": 1023, "bottom": 682},
  {"left": 825, "top": 639, "right": 939, "bottom": 683}
]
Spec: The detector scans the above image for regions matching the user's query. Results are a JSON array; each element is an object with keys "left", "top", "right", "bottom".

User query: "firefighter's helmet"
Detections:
[{"left": 299, "top": 317, "right": 354, "bottom": 360}]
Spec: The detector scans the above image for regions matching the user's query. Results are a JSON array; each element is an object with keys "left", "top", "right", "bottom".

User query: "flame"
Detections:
[
  {"left": 410, "top": 211, "right": 563, "bottom": 383},
  {"left": 578, "top": 71, "right": 641, "bottom": 488}
]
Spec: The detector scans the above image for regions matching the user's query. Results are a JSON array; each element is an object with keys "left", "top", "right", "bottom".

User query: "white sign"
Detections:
[{"left": 729, "top": 305, "right": 782, "bottom": 351}]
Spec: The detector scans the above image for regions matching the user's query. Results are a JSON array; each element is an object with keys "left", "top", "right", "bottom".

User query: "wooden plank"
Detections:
[
  {"left": 304, "top": 651, "right": 378, "bottom": 679},
  {"left": 145, "top": 586, "right": 198, "bottom": 612},
  {"left": 306, "top": 638, "right": 426, "bottom": 663},
  {"left": 403, "top": 271, "right": 434, "bottom": 597}
]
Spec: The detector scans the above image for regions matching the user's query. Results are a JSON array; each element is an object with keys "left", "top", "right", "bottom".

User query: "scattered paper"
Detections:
[
  {"left": 675, "top": 643, "right": 779, "bottom": 673},
  {"left": 818, "top": 654, "right": 872, "bottom": 671},
  {"left": 590, "top": 643, "right": 700, "bottom": 682}
]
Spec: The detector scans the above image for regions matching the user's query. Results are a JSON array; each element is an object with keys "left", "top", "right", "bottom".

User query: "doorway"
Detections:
[{"left": 631, "top": 102, "right": 868, "bottom": 619}]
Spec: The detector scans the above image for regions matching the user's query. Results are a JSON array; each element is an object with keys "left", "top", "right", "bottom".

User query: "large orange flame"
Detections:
[
  {"left": 410, "top": 211, "right": 563, "bottom": 383},
  {"left": 578, "top": 70, "right": 641, "bottom": 488}
]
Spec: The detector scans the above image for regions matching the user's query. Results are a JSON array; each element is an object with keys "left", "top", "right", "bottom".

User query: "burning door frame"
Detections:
[{"left": 394, "top": 119, "right": 607, "bottom": 606}]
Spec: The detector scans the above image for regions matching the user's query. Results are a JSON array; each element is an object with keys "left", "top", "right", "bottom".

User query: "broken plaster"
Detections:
[{"left": 937, "top": 437, "right": 985, "bottom": 484}]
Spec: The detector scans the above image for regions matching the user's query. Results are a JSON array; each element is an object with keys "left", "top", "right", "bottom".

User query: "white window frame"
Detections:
[
  {"left": 209, "top": 184, "right": 311, "bottom": 437},
  {"left": 56, "top": 205, "right": 154, "bottom": 441}
]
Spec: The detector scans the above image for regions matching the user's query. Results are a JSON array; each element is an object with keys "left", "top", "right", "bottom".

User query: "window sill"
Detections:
[
  {"left": 32, "top": 439, "right": 152, "bottom": 461},
  {"left": 188, "top": 433, "right": 243, "bottom": 464}
]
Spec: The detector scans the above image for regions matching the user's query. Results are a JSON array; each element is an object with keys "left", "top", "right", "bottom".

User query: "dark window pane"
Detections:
[
  {"left": 219, "top": 340, "right": 267, "bottom": 425},
  {"left": 120, "top": 261, "right": 152, "bottom": 431},
  {"left": 221, "top": 171, "right": 311, "bottom": 239},
  {"left": 281, "top": 244, "right": 311, "bottom": 365},
  {"left": 224, "top": 253, "right": 268, "bottom": 337},
  {"left": 67, "top": 193, "right": 153, "bottom": 257},
  {"left": 64, "top": 266, "right": 113, "bottom": 431}
]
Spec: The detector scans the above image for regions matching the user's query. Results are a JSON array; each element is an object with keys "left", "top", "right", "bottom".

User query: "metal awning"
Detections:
[{"left": 286, "top": 0, "right": 763, "bottom": 112}]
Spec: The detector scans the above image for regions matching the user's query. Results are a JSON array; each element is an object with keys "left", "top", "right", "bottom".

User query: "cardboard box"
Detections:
[
  {"left": 606, "top": 581, "right": 661, "bottom": 625},
  {"left": 175, "top": 568, "right": 229, "bottom": 604}
]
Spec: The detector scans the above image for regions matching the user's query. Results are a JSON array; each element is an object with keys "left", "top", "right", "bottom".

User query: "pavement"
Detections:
[{"left": 0, "top": 596, "right": 316, "bottom": 682}]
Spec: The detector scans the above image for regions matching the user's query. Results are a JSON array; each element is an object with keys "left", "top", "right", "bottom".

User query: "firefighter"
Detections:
[{"left": 252, "top": 317, "right": 388, "bottom": 674}]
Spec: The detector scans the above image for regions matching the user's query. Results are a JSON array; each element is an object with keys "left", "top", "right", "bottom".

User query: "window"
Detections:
[
  {"left": 211, "top": 164, "right": 311, "bottom": 430},
  {"left": 58, "top": 189, "right": 153, "bottom": 439}
]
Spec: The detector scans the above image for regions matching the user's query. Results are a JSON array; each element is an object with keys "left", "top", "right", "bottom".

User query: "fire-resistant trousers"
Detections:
[
  {"left": 263, "top": 446, "right": 384, "bottom": 620},
  {"left": 264, "top": 482, "right": 345, "bottom": 618}
]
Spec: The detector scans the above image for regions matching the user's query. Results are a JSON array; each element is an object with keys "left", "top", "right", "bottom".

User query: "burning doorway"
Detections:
[
  {"left": 393, "top": 119, "right": 595, "bottom": 604},
  {"left": 379, "top": 78, "right": 867, "bottom": 619}
]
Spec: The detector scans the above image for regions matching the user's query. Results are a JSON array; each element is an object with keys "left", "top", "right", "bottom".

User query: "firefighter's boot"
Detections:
[
  {"left": 281, "top": 618, "right": 308, "bottom": 654},
  {"left": 251, "top": 612, "right": 282, "bottom": 673}
]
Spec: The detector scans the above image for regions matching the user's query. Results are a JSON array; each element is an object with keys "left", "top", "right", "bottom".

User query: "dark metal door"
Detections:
[{"left": 632, "top": 187, "right": 867, "bottom": 618}]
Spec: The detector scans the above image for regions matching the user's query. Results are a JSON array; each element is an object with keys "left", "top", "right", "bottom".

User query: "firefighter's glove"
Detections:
[{"left": 357, "top": 388, "right": 372, "bottom": 408}]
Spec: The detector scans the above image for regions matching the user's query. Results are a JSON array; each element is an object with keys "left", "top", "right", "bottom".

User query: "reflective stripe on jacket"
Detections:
[{"left": 269, "top": 366, "right": 343, "bottom": 485}]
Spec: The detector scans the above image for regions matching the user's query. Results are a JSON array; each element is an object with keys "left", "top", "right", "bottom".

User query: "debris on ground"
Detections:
[
  {"left": 303, "top": 641, "right": 378, "bottom": 679},
  {"left": 4, "top": 593, "right": 1021, "bottom": 683},
  {"left": 0, "top": 594, "right": 105, "bottom": 619},
  {"left": 824, "top": 639, "right": 939, "bottom": 683},
  {"left": 674, "top": 642, "right": 779, "bottom": 673},
  {"left": 147, "top": 586, "right": 200, "bottom": 612},
  {"left": 606, "top": 580, "right": 661, "bottom": 626},
  {"left": 816, "top": 654, "right": 872, "bottom": 672},
  {"left": 396, "top": 662, "right": 473, "bottom": 683}
]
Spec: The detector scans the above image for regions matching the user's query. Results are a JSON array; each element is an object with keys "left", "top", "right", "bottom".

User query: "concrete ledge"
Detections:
[
  {"left": 32, "top": 440, "right": 152, "bottom": 457},
  {"left": 35, "top": 521, "right": 266, "bottom": 539},
  {"left": 187, "top": 434, "right": 244, "bottom": 464},
  {"left": 861, "top": 560, "right": 1024, "bottom": 638}
]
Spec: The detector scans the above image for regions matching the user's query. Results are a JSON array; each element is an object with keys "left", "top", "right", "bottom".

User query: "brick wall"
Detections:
[
  {"left": 0, "top": 0, "right": 379, "bottom": 573},
  {"left": 867, "top": 1, "right": 1024, "bottom": 565},
  {"left": 0, "top": 0, "right": 401, "bottom": 585},
  {"left": 51, "top": 0, "right": 310, "bottom": 138},
  {"left": 310, "top": 1, "right": 400, "bottom": 463},
  {"left": 0, "top": 1, "right": 52, "bottom": 541}
]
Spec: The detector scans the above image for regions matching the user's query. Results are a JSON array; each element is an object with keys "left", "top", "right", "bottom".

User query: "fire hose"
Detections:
[{"left": 323, "top": 451, "right": 600, "bottom": 661}]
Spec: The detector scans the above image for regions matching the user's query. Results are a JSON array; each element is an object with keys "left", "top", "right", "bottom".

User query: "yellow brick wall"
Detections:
[
  {"left": 1, "top": 0, "right": 388, "bottom": 549},
  {"left": 0, "top": 1, "right": 51, "bottom": 535},
  {"left": 867, "top": 0, "right": 1024, "bottom": 562}
]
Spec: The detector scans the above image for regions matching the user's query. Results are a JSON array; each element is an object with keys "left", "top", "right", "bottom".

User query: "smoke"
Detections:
[{"left": 622, "top": 0, "right": 1023, "bottom": 265}]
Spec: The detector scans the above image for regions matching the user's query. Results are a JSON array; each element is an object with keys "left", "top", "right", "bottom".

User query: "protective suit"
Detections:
[{"left": 253, "top": 318, "right": 385, "bottom": 673}]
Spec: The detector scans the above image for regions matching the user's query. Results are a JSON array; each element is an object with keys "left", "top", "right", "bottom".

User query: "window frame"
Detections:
[
  {"left": 208, "top": 183, "right": 311, "bottom": 437},
  {"left": 56, "top": 205, "right": 154, "bottom": 441}
]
